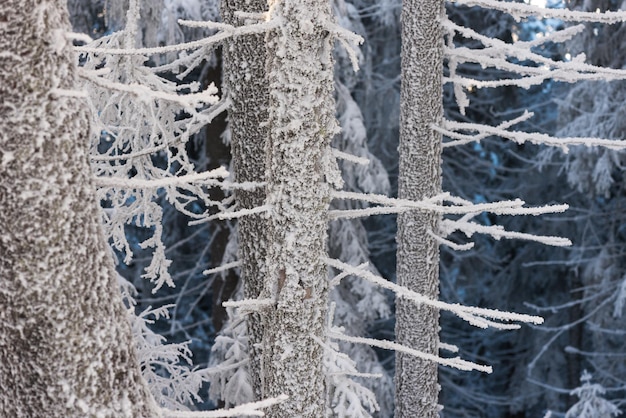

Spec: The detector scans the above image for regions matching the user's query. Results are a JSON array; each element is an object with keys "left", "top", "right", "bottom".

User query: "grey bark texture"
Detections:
[
  {"left": 0, "top": 2, "right": 159, "bottom": 417},
  {"left": 220, "top": 0, "right": 270, "bottom": 401},
  {"left": 261, "top": 0, "right": 337, "bottom": 416},
  {"left": 394, "top": 1, "right": 444, "bottom": 417}
]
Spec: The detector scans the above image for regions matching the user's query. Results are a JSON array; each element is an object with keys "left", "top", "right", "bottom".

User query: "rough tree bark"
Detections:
[
  {"left": 0, "top": 2, "right": 159, "bottom": 417},
  {"left": 260, "top": 0, "right": 337, "bottom": 416},
  {"left": 394, "top": 0, "right": 444, "bottom": 417},
  {"left": 220, "top": 0, "right": 270, "bottom": 401}
]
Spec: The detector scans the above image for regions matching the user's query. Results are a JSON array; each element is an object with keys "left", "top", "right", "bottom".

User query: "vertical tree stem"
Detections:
[
  {"left": 0, "top": 1, "right": 158, "bottom": 416},
  {"left": 261, "top": 0, "right": 337, "bottom": 416},
  {"left": 221, "top": 0, "right": 270, "bottom": 401},
  {"left": 395, "top": 1, "right": 444, "bottom": 417}
]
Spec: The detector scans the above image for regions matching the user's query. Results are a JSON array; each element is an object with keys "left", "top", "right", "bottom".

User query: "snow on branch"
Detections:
[
  {"left": 203, "top": 261, "right": 242, "bottom": 276},
  {"left": 442, "top": 111, "right": 532, "bottom": 148},
  {"left": 94, "top": 168, "right": 228, "bottom": 189},
  {"left": 325, "top": 257, "right": 544, "bottom": 329},
  {"left": 189, "top": 205, "right": 272, "bottom": 225},
  {"left": 222, "top": 298, "right": 274, "bottom": 312},
  {"left": 80, "top": 22, "right": 233, "bottom": 293},
  {"left": 427, "top": 229, "right": 475, "bottom": 251},
  {"left": 448, "top": 0, "right": 626, "bottom": 23},
  {"left": 162, "top": 395, "right": 289, "bottom": 417},
  {"left": 440, "top": 342, "right": 460, "bottom": 353},
  {"left": 441, "top": 217, "right": 571, "bottom": 247},
  {"left": 436, "top": 117, "right": 626, "bottom": 153},
  {"left": 327, "top": 330, "right": 492, "bottom": 373},
  {"left": 330, "top": 190, "right": 568, "bottom": 218},
  {"left": 332, "top": 148, "right": 371, "bottom": 166},
  {"left": 79, "top": 69, "right": 219, "bottom": 110},
  {"left": 330, "top": 261, "right": 370, "bottom": 286}
]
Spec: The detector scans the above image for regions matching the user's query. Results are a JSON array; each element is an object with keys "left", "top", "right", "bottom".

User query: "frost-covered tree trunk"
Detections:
[
  {"left": 261, "top": 0, "right": 337, "bottom": 416},
  {"left": 0, "top": 2, "right": 158, "bottom": 416},
  {"left": 221, "top": 0, "right": 269, "bottom": 401},
  {"left": 394, "top": 1, "right": 444, "bottom": 417}
]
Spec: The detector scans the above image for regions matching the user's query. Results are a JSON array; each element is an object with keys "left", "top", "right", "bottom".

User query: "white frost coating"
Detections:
[
  {"left": 440, "top": 218, "right": 572, "bottom": 247},
  {"left": 444, "top": 15, "right": 626, "bottom": 103},
  {"left": 442, "top": 111, "right": 533, "bottom": 148},
  {"left": 0, "top": 1, "right": 160, "bottom": 416},
  {"left": 311, "top": 332, "right": 380, "bottom": 418},
  {"left": 203, "top": 261, "right": 242, "bottom": 276},
  {"left": 95, "top": 168, "right": 228, "bottom": 188},
  {"left": 76, "top": 20, "right": 278, "bottom": 56}
]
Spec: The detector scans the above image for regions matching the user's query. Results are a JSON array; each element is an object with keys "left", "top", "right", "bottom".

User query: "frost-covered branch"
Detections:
[
  {"left": 332, "top": 148, "right": 370, "bottom": 166},
  {"left": 440, "top": 214, "right": 572, "bottom": 247},
  {"left": 162, "top": 395, "right": 289, "bottom": 417},
  {"left": 325, "top": 258, "right": 544, "bottom": 329},
  {"left": 330, "top": 190, "right": 568, "bottom": 218},
  {"left": 444, "top": 18, "right": 626, "bottom": 96},
  {"left": 94, "top": 168, "right": 228, "bottom": 189},
  {"left": 448, "top": 0, "right": 626, "bottom": 23},
  {"left": 327, "top": 330, "right": 492, "bottom": 373},
  {"left": 76, "top": 20, "right": 278, "bottom": 56},
  {"left": 203, "top": 261, "right": 242, "bottom": 276},
  {"left": 436, "top": 117, "right": 626, "bottom": 153},
  {"left": 442, "top": 110, "right": 532, "bottom": 148}
]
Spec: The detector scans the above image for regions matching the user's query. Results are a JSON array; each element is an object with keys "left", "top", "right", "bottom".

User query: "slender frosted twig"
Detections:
[{"left": 203, "top": 261, "right": 241, "bottom": 276}]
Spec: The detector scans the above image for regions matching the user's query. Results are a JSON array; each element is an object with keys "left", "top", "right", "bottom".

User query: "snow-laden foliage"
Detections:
[
  {"left": 319, "top": 309, "right": 380, "bottom": 418},
  {"left": 206, "top": 307, "right": 253, "bottom": 408},
  {"left": 75, "top": 0, "right": 228, "bottom": 411},
  {"left": 80, "top": 21, "right": 223, "bottom": 293},
  {"left": 555, "top": 81, "right": 626, "bottom": 197},
  {"left": 565, "top": 371, "right": 621, "bottom": 418},
  {"left": 119, "top": 276, "right": 208, "bottom": 410}
]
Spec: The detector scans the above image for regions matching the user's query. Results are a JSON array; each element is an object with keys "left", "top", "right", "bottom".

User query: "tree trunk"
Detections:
[
  {"left": 0, "top": 2, "right": 159, "bottom": 417},
  {"left": 260, "top": 0, "right": 337, "bottom": 416},
  {"left": 220, "top": 0, "right": 270, "bottom": 401},
  {"left": 394, "top": 1, "right": 444, "bottom": 417}
]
